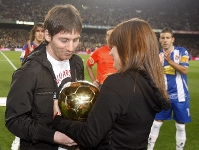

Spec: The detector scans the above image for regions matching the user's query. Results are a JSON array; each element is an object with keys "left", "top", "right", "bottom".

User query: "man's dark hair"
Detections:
[
  {"left": 44, "top": 4, "right": 82, "bottom": 38},
  {"left": 161, "top": 27, "right": 174, "bottom": 37}
]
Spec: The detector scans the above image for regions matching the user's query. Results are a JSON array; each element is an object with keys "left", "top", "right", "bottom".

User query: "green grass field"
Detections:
[{"left": 0, "top": 51, "right": 199, "bottom": 150}]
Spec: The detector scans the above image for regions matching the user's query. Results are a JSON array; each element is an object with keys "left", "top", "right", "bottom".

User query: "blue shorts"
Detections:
[{"left": 155, "top": 100, "right": 191, "bottom": 123}]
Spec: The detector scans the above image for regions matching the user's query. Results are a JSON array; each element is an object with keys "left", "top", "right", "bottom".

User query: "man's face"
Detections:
[
  {"left": 45, "top": 29, "right": 80, "bottom": 61},
  {"left": 34, "top": 27, "right": 44, "bottom": 43},
  {"left": 159, "top": 32, "right": 174, "bottom": 51}
]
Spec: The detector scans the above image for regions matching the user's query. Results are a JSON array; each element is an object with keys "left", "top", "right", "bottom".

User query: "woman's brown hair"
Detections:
[{"left": 108, "top": 18, "right": 168, "bottom": 101}]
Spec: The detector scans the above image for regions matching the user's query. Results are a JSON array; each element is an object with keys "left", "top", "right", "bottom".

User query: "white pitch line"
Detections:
[
  {"left": 0, "top": 51, "right": 18, "bottom": 106},
  {"left": 0, "top": 97, "right": 6, "bottom": 106},
  {"left": 0, "top": 51, "right": 17, "bottom": 70}
]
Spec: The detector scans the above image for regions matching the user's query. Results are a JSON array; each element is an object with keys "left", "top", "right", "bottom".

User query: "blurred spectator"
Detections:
[
  {"left": 0, "top": 0, "right": 199, "bottom": 55},
  {"left": 0, "top": 0, "right": 199, "bottom": 31}
]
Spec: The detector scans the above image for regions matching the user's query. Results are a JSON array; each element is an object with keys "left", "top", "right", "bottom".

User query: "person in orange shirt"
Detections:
[{"left": 86, "top": 28, "right": 116, "bottom": 88}]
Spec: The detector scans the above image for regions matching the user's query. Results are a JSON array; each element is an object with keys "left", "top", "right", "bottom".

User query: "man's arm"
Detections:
[
  {"left": 163, "top": 51, "right": 188, "bottom": 74},
  {"left": 86, "top": 63, "right": 99, "bottom": 87}
]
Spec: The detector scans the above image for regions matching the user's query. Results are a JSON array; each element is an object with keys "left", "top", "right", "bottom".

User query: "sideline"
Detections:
[
  {"left": 0, "top": 97, "right": 6, "bottom": 106},
  {"left": 0, "top": 51, "right": 17, "bottom": 70},
  {"left": 0, "top": 51, "right": 18, "bottom": 106}
]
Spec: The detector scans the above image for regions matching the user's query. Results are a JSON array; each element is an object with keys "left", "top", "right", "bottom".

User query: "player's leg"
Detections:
[
  {"left": 173, "top": 100, "right": 191, "bottom": 150},
  {"left": 175, "top": 122, "right": 186, "bottom": 150},
  {"left": 147, "top": 120, "right": 163, "bottom": 150},
  {"left": 147, "top": 108, "right": 172, "bottom": 150}
]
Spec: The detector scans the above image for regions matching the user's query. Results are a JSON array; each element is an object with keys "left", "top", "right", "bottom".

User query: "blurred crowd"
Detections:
[
  {"left": 0, "top": 0, "right": 199, "bottom": 56},
  {"left": 0, "top": 0, "right": 199, "bottom": 31},
  {"left": 0, "top": 28, "right": 106, "bottom": 52},
  {"left": 0, "top": 28, "right": 199, "bottom": 57},
  {"left": 0, "top": 28, "right": 29, "bottom": 49}
]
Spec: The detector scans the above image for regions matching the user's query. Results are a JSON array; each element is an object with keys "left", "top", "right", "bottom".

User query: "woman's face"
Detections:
[{"left": 109, "top": 46, "right": 121, "bottom": 71}]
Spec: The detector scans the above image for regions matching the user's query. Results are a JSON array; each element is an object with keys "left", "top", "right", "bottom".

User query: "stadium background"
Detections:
[
  {"left": 0, "top": 0, "right": 199, "bottom": 57},
  {"left": 0, "top": 0, "right": 199, "bottom": 149}
]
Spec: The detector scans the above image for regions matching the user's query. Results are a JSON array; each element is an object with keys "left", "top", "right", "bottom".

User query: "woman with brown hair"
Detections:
[{"left": 53, "top": 18, "right": 170, "bottom": 150}]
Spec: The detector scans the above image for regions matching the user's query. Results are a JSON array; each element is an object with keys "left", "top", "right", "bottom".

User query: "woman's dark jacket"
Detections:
[
  {"left": 5, "top": 43, "right": 84, "bottom": 150},
  {"left": 53, "top": 71, "right": 170, "bottom": 150}
]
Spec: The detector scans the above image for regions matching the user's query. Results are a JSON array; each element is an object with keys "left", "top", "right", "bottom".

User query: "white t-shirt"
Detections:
[
  {"left": 47, "top": 52, "right": 71, "bottom": 88},
  {"left": 47, "top": 52, "right": 72, "bottom": 150}
]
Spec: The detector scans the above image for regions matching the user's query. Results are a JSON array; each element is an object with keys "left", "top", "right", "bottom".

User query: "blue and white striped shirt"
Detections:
[{"left": 160, "top": 46, "right": 190, "bottom": 102}]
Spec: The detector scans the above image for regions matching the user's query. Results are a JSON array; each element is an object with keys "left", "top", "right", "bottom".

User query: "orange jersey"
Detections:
[{"left": 87, "top": 45, "right": 116, "bottom": 84}]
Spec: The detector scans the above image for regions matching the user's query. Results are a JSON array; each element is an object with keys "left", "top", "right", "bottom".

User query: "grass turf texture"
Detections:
[{"left": 0, "top": 51, "right": 199, "bottom": 150}]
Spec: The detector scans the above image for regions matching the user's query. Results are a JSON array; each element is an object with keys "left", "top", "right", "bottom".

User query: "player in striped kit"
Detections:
[
  {"left": 147, "top": 28, "right": 191, "bottom": 150},
  {"left": 19, "top": 24, "right": 44, "bottom": 66}
]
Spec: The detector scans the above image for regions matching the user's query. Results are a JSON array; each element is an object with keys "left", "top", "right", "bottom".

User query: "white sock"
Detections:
[
  {"left": 176, "top": 123, "right": 186, "bottom": 150},
  {"left": 147, "top": 120, "right": 163, "bottom": 150},
  {"left": 11, "top": 136, "right": 20, "bottom": 150},
  {"left": 147, "top": 134, "right": 157, "bottom": 150}
]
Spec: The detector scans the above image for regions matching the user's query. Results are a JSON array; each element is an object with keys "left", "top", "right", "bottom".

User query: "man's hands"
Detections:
[
  {"left": 160, "top": 51, "right": 188, "bottom": 74},
  {"left": 92, "top": 80, "right": 99, "bottom": 87},
  {"left": 53, "top": 100, "right": 78, "bottom": 147},
  {"left": 159, "top": 51, "right": 171, "bottom": 64},
  {"left": 163, "top": 51, "right": 171, "bottom": 63},
  {"left": 159, "top": 52, "right": 164, "bottom": 64},
  {"left": 27, "top": 40, "right": 34, "bottom": 52},
  {"left": 54, "top": 131, "right": 77, "bottom": 146},
  {"left": 53, "top": 99, "right": 61, "bottom": 118}
]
